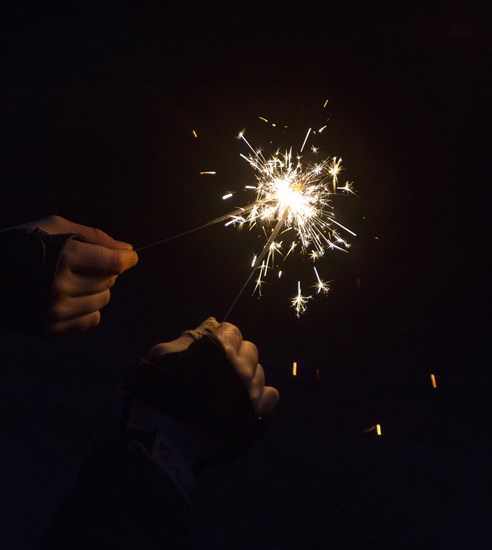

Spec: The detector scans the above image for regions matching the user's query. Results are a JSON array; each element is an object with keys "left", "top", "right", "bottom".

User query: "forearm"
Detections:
[{"left": 40, "top": 433, "right": 194, "bottom": 550}]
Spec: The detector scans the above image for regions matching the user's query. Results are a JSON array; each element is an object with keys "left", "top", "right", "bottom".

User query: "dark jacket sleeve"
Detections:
[
  {"left": 0, "top": 228, "right": 82, "bottom": 335},
  {"left": 39, "top": 434, "right": 194, "bottom": 550}
]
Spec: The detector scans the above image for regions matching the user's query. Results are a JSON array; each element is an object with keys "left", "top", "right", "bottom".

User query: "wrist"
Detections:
[
  {"left": 125, "top": 399, "right": 228, "bottom": 490},
  {"left": 125, "top": 401, "right": 198, "bottom": 495}
]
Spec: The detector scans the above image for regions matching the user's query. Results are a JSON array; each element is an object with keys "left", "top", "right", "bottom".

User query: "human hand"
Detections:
[
  {"left": 148, "top": 318, "right": 280, "bottom": 418},
  {"left": 13, "top": 215, "right": 138, "bottom": 336},
  {"left": 125, "top": 318, "right": 279, "bottom": 475}
]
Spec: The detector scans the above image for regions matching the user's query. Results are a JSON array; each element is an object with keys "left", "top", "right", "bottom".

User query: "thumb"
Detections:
[
  {"left": 257, "top": 386, "right": 280, "bottom": 417},
  {"left": 80, "top": 226, "right": 133, "bottom": 250}
]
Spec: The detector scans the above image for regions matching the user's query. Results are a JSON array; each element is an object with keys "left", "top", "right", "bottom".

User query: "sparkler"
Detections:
[
  {"left": 137, "top": 105, "right": 357, "bottom": 318},
  {"left": 222, "top": 126, "right": 356, "bottom": 318}
]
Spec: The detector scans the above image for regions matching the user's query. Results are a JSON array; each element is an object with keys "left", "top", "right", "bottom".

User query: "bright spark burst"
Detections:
[
  {"left": 226, "top": 125, "right": 356, "bottom": 315},
  {"left": 312, "top": 266, "right": 331, "bottom": 295},
  {"left": 291, "top": 281, "right": 312, "bottom": 317}
]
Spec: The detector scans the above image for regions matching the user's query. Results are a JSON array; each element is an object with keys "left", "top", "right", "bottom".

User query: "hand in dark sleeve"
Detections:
[{"left": 0, "top": 215, "right": 138, "bottom": 336}]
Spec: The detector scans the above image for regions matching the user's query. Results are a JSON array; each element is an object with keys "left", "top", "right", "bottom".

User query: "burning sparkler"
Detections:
[
  {"left": 222, "top": 125, "right": 356, "bottom": 317},
  {"left": 137, "top": 104, "right": 357, "bottom": 318}
]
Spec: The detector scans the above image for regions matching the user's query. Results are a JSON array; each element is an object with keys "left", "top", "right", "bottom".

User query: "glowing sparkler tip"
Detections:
[{"left": 228, "top": 120, "right": 356, "bottom": 315}]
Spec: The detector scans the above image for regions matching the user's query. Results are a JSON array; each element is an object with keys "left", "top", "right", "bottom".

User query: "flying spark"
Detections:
[
  {"left": 312, "top": 266, "right": 331, "bottom": 295},
  {"left": 291, "top": 281, "right": 312, "bottom": 317}
]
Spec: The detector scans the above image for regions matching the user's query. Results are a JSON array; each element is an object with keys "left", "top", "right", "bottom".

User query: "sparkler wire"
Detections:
[
  {"left": 134, "top": 202, "right": 257, "bottom": 252},
  {"left": 222, "top": 211, "right": 288, "bottom": 321}
]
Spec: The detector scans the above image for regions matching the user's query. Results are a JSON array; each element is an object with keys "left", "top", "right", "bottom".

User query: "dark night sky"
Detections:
[{"left": 1, "top": 2, "right": 490, "bottom": 549}]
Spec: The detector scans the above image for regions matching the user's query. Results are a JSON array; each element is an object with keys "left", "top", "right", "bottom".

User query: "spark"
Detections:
[
  {"left": 291, "top": 281, "right": 312, "bottom": 317},
  {"left": 292, "top": 361, "right": 298, "bottom": 376},
  {"left": 192, "top": 130, "right": 198, "bottom": 138},
  {"left": 313, "top": 266, "right": 331, "bottom": 295},
  {"left": 328, "top": 157, "right": 343, "bottom": 193},
  {"left": 337, "top": 181, "right": 357, "bottom": 196},
  {"left": 323, "top": 99, "right": 330, "bottom": 108},
  {"left": 259, "top": 116, "right": 269, "bottom": 123},
  {"left": 300, "top": 128, "right": 312, "bottom": 153},
  {"left": 430, "top": 374, "right": 437, "bottom": 389},
  {"left": 200, "top": 171, "right": 216, "bottom": 175},
  {"left": 222, "top": 193, "right": 233, "bottom": 200},
  {"left": 376, "top": 424, "right": 382, "bottom": 436}
]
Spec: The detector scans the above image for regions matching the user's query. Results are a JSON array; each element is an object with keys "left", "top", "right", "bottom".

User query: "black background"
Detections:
[{"left": 1, "top": 2, "right": 490, "bottom": 549}]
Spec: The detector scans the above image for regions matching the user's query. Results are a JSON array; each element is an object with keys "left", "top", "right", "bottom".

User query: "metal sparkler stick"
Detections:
[
  {"left": 222, "top": 211, "right": 288, "bottom": 321},
  {"left": 134, "top": 202, "right": 257, "bottom": 252}
]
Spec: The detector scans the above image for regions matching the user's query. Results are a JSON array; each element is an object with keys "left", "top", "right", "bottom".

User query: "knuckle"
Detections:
[
  {"left": 47, "top": 302, "right": 66, "bottom": 322},
  {"left": 60, "top": 239, "right": 79, "bottom": 264},
  {"left": 92, "top": 227, "right": 112, "bottom": 243},
  {"left": 217, "top": 322, "right": 242, "bottom": 344},
  {"left": 90, "top": 311, "right": 101, "bottom": 328},
  {"left": 233, "top": 357, "right": 252, "bottom": 384},
  {"left": 111, "top": 250, "right": 126, "bottom": 273},
  {"left": 92, "top": 227, "right": 105, "bottom": 238},
  {"left": 148, "top": 343, "right": 173, "bottom": 357},
  {"left": 106, "top": 275, "right": 117, "bottom": 289},
  {"left": 244, "top": 340, "right": 259, "bottom": 359},
  {"left": 47, "top": 214, "right": 64, "bottom": 226},
  {"left": 51, "top": 277, "right": 70, "bottom": 297},
  {"left": 101, "top": 290, "right": 111, "bottom": 308}
]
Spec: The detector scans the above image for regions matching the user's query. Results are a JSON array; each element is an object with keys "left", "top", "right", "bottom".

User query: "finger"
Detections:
[
  {"left": 64, "top": 239, "right": 138, "bottom": 275},
  {"left": 182, "top": 317, "right": 220, "bottom": 340},
  {"left": 248, "top": 362, "right": 266, "bottom": 411},
  {"left": 231, "top": 341, "right": 259, "bottom": 383},
  {"left": 33, "top": 216, "right": 134, "bottom": 249},
  {"left": 46, "top": 311, "right": 101, "bottom": 337},
  {"left": 257, "top": 386, "right": 280, "bottom": 417},
  {"left": 147, "top": 317, "right": 221, "bottom": 359},
  {"left": 52, "top": 272, "right": 117, "bottom": 298},
  {"left": 237, "top": 340, "right": 259, "bottom": 365},
  {"left": 51, "top": 217, "right": 133, "bottom": 249},
  {"left": 47, "top": 290, "right": 111, "bottom": 323},
  {"left": 147, "top": 334, "right": 195, "bottom": 358},
  {"left": 82, "top": 226, "right": 134, "bottom": 250},
  {"left": 214, "top": 322, "right": 243, "bottom": 356}
]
